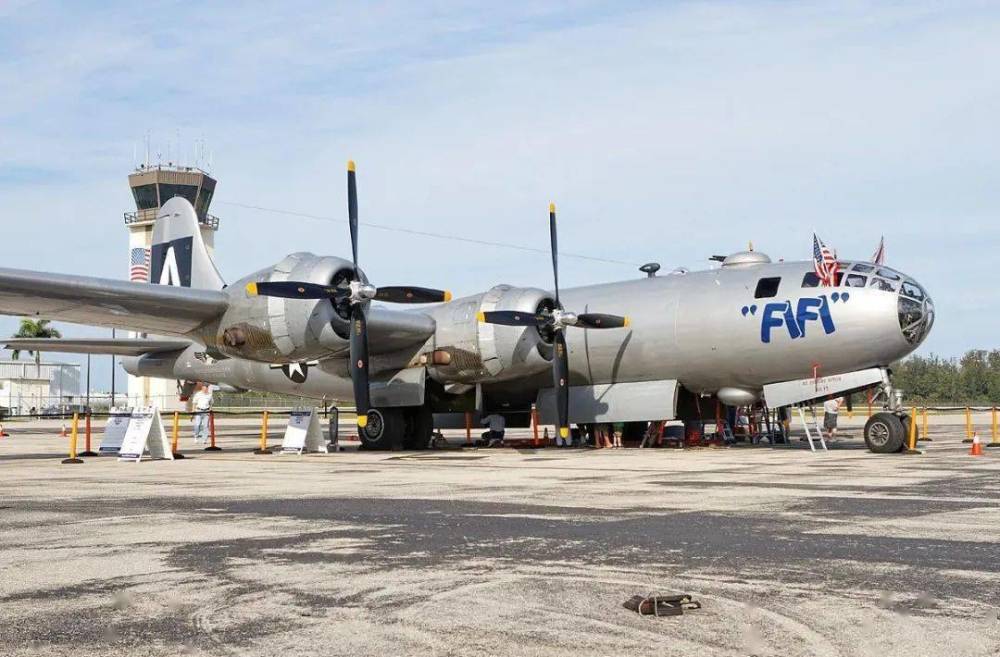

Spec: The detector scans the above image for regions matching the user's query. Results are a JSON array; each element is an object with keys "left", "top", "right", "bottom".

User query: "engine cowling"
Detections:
[
  {"left": 427, "top": 285, "right": 554, "bottom": 385},
  {"left": 215, "top": 253, "right": 356, "bottom": 363}
]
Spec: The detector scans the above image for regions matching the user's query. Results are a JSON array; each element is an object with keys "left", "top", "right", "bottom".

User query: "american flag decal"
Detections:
[
  {"left": 812, "top": 233, "right": 839, "bottom": 287},
  {"left": 130, "top": 247, "right": 150, "bottom": 282}
]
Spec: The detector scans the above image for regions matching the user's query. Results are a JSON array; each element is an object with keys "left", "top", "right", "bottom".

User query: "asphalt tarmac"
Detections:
[{"left": 1, "top": 415, "right": 999, "bottom": 656}]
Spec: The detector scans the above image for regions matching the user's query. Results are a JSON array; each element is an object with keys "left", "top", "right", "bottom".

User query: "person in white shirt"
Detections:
[
  {"left": 822, "top": 397, "right": 842, "bottom": 440},
  {"left": 191, "top": 384, "right": 213, "bottom": 444},
  {"left": 480, "top": 413, "right": 505, "bottom": 446}
]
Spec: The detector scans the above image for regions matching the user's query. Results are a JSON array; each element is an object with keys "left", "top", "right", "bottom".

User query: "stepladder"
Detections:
[{"left": 797, "top": 406, "right": 828, "bottom": 452}]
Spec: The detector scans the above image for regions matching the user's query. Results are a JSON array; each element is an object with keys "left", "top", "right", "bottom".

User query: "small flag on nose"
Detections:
[{"left": 871, "top": 236, "right": 885, "bottom": 265}]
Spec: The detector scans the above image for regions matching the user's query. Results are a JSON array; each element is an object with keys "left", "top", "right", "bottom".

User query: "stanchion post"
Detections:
[
  {"left": 903, "top": 405, "right": 920, "bottom": 454},
  {"left": 867, "top": 390, "right": 873, "bottom": 418},
  {"left": 962, "top": 406, "right": 973, "bottom": 443},
  {"left": 79, "top": 412, "right": 97, "bottom": 457},
  {"left": 255, "top": 410, "right": 272, "bottom": 455},
  {"left": 61, "top": 412, "right": 83, "bottom": 464},
  {"left": 531, "top": 406, "right": 540, "bottom": 448},
  {"left": 171, "top": 411, "right": 185, "bottom": 459},
  {"left": 204, "top": 410, "right": 222, "bottom": 451},
  {"left": 989, "top": 407, "right": 999, "bottom": 448},
  {"left": 464, "top": 411, "right": 473, "bottom": 447},
  {"left": 920, "top": 406, "right": 931, "bottom": 442}
]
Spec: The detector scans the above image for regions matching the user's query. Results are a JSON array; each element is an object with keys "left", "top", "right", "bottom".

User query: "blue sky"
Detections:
[{"left": 0, "top": 0, "right": 997, "bottom": 391}]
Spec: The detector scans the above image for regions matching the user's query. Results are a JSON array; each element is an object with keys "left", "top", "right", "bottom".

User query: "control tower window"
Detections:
[
  {"left": 132, "top": 184, "right": 158, "bottom": 210},
  {"left": 159, "top": 183, "right": 198, "bottom": 207},
  {"left": 196, "top": 187, "right": 214, "bottom": 217},
  {"left": 754, "top": 277, "right": 781, "bottom": 298}
]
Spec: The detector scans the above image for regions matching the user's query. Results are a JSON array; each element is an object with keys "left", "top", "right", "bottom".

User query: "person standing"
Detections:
[
  {"left": 191, "top": 383, "right": 213, "bottom": 444},
  {"left": 822, "top": 397, "right": 842, "bottom": 441}
]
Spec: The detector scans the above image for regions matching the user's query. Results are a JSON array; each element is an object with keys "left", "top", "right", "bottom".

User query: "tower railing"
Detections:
[{"left": 124, "top": 210, "right": 220, "bottom": 229}]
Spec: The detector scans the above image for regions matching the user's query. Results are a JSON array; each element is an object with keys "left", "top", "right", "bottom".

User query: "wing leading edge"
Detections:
[
  {"left": 0, "top": 267, "right": 228, "bottom": 335},
  {"left": 3, "top": 337, "right": 192, "bottom": 356}
]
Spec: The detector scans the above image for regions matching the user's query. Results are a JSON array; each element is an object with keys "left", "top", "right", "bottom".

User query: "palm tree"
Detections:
[{"left": 10, "top": 318, "right": 62, "bottom": 378}]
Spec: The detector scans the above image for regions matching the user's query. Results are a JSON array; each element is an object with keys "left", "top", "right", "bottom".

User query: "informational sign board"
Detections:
[
  {"left": 118, "top": 407, "right": 174, "bottom": 462},
  {"left": 280, "top": 407, "right": 326, "bottom": 455},
  {"left": 100, "top": 408, "right": 133, "bottom": 455}
]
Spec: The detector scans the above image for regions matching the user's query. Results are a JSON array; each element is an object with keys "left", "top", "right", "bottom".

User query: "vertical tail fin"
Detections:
[{"left": 150, "top": 197, "right": 226, "bottom": 290}]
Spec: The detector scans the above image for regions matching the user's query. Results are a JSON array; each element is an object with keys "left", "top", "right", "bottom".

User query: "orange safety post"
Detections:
[
  {"left": 61, "top": 412, "right": 83, "bottom": 464},
  {"left": 866, "top": 390, "right": 873, "bottom": 418},
  {"left": 254, "top": 411, "right": 272, "bottom": 455},
  {"left": 903, "top": 404, "right": 920, "bottom": 454},
  {"left": 79, "top": 412, "right": 97, "bottom": 457},
  {"left": 171, "top": 411, "right": 185, "bottom": 459},
  {"left": 204, "top": 410, "right": 221, "bottom": 451},
  {"left": 962, "top": 407, "right": 973, "bottom": 443},
  {"left": 464, "top": 411, "right": 473, "bottom": 447},
  {"left": 531, "top": 406, "right": 540, "bottom": 448}
]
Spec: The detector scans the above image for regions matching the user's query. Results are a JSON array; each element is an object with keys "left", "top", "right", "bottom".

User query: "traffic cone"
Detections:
[
  {"left": 0, "top": 423, "right": 7, "bottom": 437},
  {"left": 59, "top": 423, "right": 68, "bottom": 437},
  {"left": 970, "top": 433, "right": 984, "bottom": 456}
]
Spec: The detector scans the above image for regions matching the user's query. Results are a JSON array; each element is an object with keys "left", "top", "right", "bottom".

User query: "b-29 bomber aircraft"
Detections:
[{"left": 1, "top": 162, "right": 934, "bottom": 453}]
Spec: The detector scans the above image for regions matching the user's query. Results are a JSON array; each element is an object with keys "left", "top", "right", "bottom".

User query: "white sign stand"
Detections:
[
  {"left": 118, "top": 407, "right": 174, "bottom": 462},
  {"left": 280, "top": 407, "right": 326, "bottom": 455},
  {"left": 100, "top": 407, "right": 133, "bottom": 455}
]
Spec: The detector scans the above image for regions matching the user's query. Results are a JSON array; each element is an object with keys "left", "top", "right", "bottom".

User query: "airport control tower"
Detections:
[{"left": 124, "top": 164, "right": 221, "bottom": 410}]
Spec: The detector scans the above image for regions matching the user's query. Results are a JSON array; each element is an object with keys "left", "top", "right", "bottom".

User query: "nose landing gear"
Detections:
[{"left": 862, "top": 370, "right": 919, "bottom": 453}]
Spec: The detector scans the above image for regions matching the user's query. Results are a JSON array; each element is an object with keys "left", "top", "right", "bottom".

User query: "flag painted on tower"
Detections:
[{"left": 130, "top": 247, "right": 150, "bottom": 282}]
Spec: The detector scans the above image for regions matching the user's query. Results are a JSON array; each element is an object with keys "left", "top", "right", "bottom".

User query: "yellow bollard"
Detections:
[
  {"left": 254, "top": 411, "right": 272, "bottom": 455},
  {"left": 171, "top": 411, "right": 185, "bottom": 459},
  {"left": 963, "top": 407, "right": 973, "bottom": 443},
  {"left": 990, "top": 407, "right": 999, "bottom": 449},
  {"left": 61, "top": 412, "right": 83, "bottom": 464},
  {"left": 903, "top": 405, "right": 920, "bottom": 453},
  {"left": 921, "top": 407, "right": 930, "bottom": 442}
]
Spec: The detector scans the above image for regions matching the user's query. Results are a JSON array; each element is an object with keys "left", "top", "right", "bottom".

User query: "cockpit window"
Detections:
[
  {"left": 901, "top": 280, "right": 924, "bottom": 300},
  {"left": 844, "top": 274, "right": 867, "bottom": 288},
  {"left": 869, "top": 277, "right": 896, "bottom": 292},
  {"left": 801, "top": 272, "right": 819, "bottom": 288},
  {"left": 755, "top": 277, "right": 781, "bottom": 298},
  {"left": 877, "top": 267, "right": 901, "bottom": 281},
  {"left": 852, "top": 263, "right": 875, "bottom": 273}
]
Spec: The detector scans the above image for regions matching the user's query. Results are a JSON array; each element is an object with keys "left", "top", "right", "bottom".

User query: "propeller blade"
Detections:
[
  {"left": 476, "top": 310, "right": 547, "bottom": 327},
  {"left": 246, "top": 281, "right": 342, "bottom": 300},
  {"left": 552, "top": 330, "right": 570, "bottom": 440},
  {"left": 349, "top": 304, "right": 371, "bottom": 428},
  {"left": 549, "top": 202, "right": 560, "bottom": 307},
  {"left": 575, "top": 313, "right": 630, "bottom": 329},
  {"left": 347, "top": 160, "right": 359, "bottom": 272},
  {"left": 375, "top": 286, "right": 452, "bottom": 304}
]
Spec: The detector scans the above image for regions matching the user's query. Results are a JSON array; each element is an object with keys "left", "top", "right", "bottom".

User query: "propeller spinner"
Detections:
[
  {"left": 247, "top": 161, "right": 451, "bottom": 428},
  {"left": 477, "top": 203, "right": 630, "bottom": 439}
]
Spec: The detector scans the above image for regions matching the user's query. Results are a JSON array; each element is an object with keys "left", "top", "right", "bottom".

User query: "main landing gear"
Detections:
[
  {"left": 358, "top": 406, "right": 434, "bottom": 451},
  {"left": 862, "top": 372, "right": 919, "bottom": 454}
]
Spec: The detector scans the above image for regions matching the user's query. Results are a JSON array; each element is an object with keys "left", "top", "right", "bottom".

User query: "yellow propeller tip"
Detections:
[
  {"left": 347, "top": 159, "right": 356, "bottom": 172},
  {"left": 475, "top": 311, "right": 486, "bottom": 322},
  {"left": 549, "top": 202, "right": 556, "bottom": 213},
  {"left": 559, "top": 427, "right": 569, "bottom": 438},
  {"left": 357, "top": 414, "right": 368, "bottom": 428},
  {"left": 623, "top": 317, "right": 631, "bottom": 328},
  {"left": 245, "top": 282, "right": 258, "bottom": 296},
  {"left": 443, "top": 291, "right": 453, "bottom": 302}
]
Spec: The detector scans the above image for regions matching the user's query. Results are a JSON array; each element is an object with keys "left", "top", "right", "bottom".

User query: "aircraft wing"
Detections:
[
  {"left": 3, "top": 337, "right": 192, "bottom": 356},
  {"left": 0, "top": 267, "right": 228, "bottom": 335}
]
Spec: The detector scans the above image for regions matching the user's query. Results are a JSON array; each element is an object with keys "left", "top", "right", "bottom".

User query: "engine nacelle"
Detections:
[
  {"left": 427, "top": 285, "right": 553, "bottom": 385},
  {"left": 215, "top": 253, "right": 356, "bottom": 363}
]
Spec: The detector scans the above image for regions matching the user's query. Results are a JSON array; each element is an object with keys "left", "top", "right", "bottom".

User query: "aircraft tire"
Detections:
[
  {"left": 359, "top": 407, "right": 404, "bottom": 451},
  {"left": 403, "top": 406, "right": 434, "bottom": 450},
  {"left": 864, "top": 412, "right": 905, "bottom": 454}
]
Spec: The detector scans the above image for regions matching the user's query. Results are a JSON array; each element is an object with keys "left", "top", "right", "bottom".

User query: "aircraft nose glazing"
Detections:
[{"left": 897, "top": 276, "right": 933, "bottom": 345}]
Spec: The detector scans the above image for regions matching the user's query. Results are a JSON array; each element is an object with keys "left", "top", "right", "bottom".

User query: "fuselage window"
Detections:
[
  {"left": 844, "top": 274, "right": 867, "bottom": 287},
  {"left": 877, "top": 267, "right": 901, "bottom": 281},
  {"left": 901, "top": 281, "right": 924, "bottom": 300},
  {"left": 801, "top": 272, "right": 820, "bottom": 288},
  {"left": 852, "top": 263, "right": 874, "bottom": 273},
  {"left": 755, "top": 277, "right": 781, "bottom": 298},
  {"left": 869, "top": 277, "right": 896, "bottom": 292}
]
